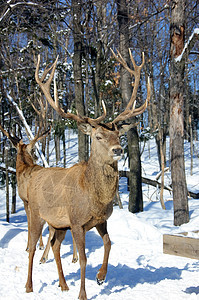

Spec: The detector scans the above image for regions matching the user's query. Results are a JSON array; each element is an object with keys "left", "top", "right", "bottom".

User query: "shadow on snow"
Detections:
[{"left": 46, "top": 261, "right": 185, "bottom": 298}]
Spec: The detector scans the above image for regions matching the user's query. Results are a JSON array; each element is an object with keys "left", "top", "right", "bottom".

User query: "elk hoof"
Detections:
[
  {"left": 78, "top": 290, "right": 87, "bottom": 299},
  {"left": 59, "top": 283, "right": 69, "bottom": 291},
  {"left": 39, "top": 257, "right": 47, "bottom": 264},
  {"left": 26, "top": 247, "right": 29, "bottom": 252},
  {"left": 72, "top": 257, "right": 78, "bottom": 263},
  {"left": 25, "top": 284, "right": 33, "bottom": 293},
  {"left": 96, "top": 277, "right": 105, "bottom": 286}
]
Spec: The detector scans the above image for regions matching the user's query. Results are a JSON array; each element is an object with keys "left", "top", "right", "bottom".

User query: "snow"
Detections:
[
  {"left": 175, "top": 28, "right": 199, "bottom": 62},
  {"left": 0, "top": 131, "right": 199, "bottom": 300}
]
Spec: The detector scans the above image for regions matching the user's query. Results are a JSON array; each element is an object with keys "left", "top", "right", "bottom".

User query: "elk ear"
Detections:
[
  {"left": 118, "top": 122, "right": 138, "bottom": 136},
  {"left": 78, "top": 123, "right": 92, "bottom": 135},
  {"left": 16, "top": 140, "right": 24, "bottom": 150}
]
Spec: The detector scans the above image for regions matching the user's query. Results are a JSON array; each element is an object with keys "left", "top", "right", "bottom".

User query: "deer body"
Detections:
[
  {"left": 24, "top": 50, "right": 150, "bottom": 300},
  {"left": 0, "top": 125, "right": 78, "bottom": 262},
  {"left": 16, "top": 141, "right": 45, "bottom": 251},
  {"left": 25, "top": 126, "right": 121, "bottom": 298},
  {"left": 28, "top": 154, "right": 117, "bottom": 230},
  {"left": 16, "top": 142, "right": 42, "bottom": 202},
  {"left": 15, "top": 138, "right": 78, "bottom": 262}
]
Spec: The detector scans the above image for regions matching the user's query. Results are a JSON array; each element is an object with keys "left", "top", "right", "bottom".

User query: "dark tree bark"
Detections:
[
  {"left": 117, "top": 0, "right": 143, "bottom": 213},
  {"left": 11, "top": 174, "right": 16, "bottom": 214},
  {"left": 5, "top": 147, "right": 9, "bottom": 222},
  {"left": 169, "top": 0, "right": 189, "bottom": 226},
  {"left": 72, "top": 0, "right": 88, "bottom": 162}
]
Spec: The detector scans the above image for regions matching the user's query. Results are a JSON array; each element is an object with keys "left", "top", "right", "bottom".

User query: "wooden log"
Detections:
[
  {"left": 163, "top": 231, "right": 199, "bottom": 259},
  {"left": 0, "top": 165, "right": 16, "bottom": 175},
  {"left": 119, "top": 170, "right": 199, "bottom": 199}
]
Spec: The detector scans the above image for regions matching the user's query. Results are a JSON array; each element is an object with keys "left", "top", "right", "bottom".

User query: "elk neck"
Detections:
[
  {"left": 16, "top": 145, "right": 42, "bottom": 177},
  {"left": 85, "top": 151, "right": 119, "bottom": 205}
]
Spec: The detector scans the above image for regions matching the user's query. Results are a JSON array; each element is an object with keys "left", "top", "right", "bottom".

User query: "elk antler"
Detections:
[
  {"left": 27, "top": 126, "right": 51, "bottom": 151},
  {"left": 0, "top": 124, "right": 21, "bottom": 147},
  {"left": 110, "top": 48, "right": 150, "bottom": 124},
  {"left": 35, "top": 55, "right": 106, "bottom": 127},
  {"left": 29, "top": 96, "right": 48, "bottom": 121}
]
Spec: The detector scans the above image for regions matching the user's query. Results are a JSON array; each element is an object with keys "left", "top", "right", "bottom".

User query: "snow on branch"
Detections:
[
  {"left": 175, "top": 28, "right": 199, "bottom": 62},
  {"left": 6, "top": 94, "right": 49, "bottom": 168},
  {"left": 0, "top": 1, "right": 40, "bottom": 24}
]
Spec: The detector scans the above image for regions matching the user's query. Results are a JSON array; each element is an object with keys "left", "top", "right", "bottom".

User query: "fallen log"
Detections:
[
  {"left": 0, "top": 165, "right": 16, "bottom": 175},
  {"left": 119, "top": 170, "right": 199, "bottom": 199}
]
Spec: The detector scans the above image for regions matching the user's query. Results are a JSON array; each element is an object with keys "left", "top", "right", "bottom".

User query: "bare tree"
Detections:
[
  {"left": 169, "top": 0, "right": 189, "bottom": 226},
  {"left": 116, "top": 0, "right": 143, "bottom": 213},
  {"left": 72, "top": 0, "right": 88, "bottom": 161}
]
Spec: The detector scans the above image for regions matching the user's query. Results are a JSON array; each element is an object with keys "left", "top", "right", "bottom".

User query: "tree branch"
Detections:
[
  {"left": 6, "top": 94, "right": 49, "bottom": 168},
  {"left": 0, "top": 1, "right": 40, "bottom": 24},
  {"left": 175, "top": 28, "right": 199, "bottom": 62}
]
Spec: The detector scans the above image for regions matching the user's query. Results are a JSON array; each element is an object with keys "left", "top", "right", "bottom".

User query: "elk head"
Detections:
[
  {"left": 0, "top": 124, "right": 51, "bottom": 163},
  {"left": 0, "top": 124, "right": 21, "bottom": 148},
  {"left": 35, "top": 50, "right": 150, "bottom": 163}
]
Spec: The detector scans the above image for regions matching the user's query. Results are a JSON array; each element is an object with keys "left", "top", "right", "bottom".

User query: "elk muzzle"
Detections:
[{"left": 109, "top": 146, "right": 123, "bottom": 160}]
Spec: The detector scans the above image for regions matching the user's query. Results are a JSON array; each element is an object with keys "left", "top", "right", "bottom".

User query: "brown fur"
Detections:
[
  {"left": 25, "top": 125, "right": 122, "bottom": 300},
  {"left": 0, "top": 126, "right": 77, "bottom": 263},
  {"left": 31, "top": 51, "right": 149, "bottom": 299},
  {"left": 16, "top": 139, "right": 78, "bottom": 263},
  {"left": 16, "top": 142, "right": 44, "bottom": 251}
]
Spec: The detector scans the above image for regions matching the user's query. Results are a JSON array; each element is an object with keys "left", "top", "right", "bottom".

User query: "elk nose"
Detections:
[{"left": 112, "top": 148, "right": 123, "bottom": 156}]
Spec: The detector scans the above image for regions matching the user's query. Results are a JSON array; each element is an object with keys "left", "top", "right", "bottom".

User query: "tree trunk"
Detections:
[
  {"left": 11, "top": 174, "right": 16, "bottom": 214},
  {"left": 117, "top": 0, "right": 143, "bottom": 213},
  {"left": 5, "top": 147, "right": 9, "bottom": 222},
  {"left": 72, "top": 0, "right": 88, "bottom": 162},
  {"left": 127, "top": 128, "right": 143, "bottom": 212},
  {"left": 63, "top": 130, "right": 66, "bottom": 168},
  {"left": 169, "top": 0, "right": 189, "bottom": 226}
]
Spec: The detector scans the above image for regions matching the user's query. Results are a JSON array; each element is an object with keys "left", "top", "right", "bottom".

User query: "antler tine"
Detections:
[
  {"left": 36, "top": 55, "right": 107, "bottom": 126},
  {"left": 113, "top": 77, "right": 150, "bottom": 124},
  {"left": 110, "top": 48, "right": 134, "bottom": 76},
  {"left": 0, "top": 124, "right": 10, "bottom": 139},
  {"left": 128, "top": 50, "right": 145, "bottom": 73},
  {"left": 86, "top": 100, "right": 107, "bottom": 125},
  {"left": 36, "top": 55, "right": 86, "bottom": 123},
  {"left": 111, "top": 48, "right": 150, "bottom": 124},
  {"left": 0, "top": 123, "right": 21, "bottom": 147},
  {"left": 36, "top": 55, "right": 59, "bottom": 85},
  {"left": 35, "top": 55, "right": 59, "bottom": 112},
  {"left": 29, "top": 126, "right": 51, "bottom": 148},
  {"left": 126, "top": 51, "right": 145, "bottom": 110},
  {"left": 40, "top": 62, "right": 56, "bottom": 82},
  {"left": 97, "top": 100, "right": 107, "bottom": 122}
]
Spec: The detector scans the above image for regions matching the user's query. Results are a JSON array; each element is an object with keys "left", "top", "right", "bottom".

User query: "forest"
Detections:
[{"left": 0, "top": 0, "right": 199, "bottom": 227}]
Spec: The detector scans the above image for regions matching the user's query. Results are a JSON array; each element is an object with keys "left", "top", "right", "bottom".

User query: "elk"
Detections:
[
  {"left": 24, "top": 49, "right": 150, "bottom": 300},
  {"left": 0, "top": 124, "right": 48, "bottom": 251},
  {"left": 0, "top": 124, "right": 78, "bottom": 264}
]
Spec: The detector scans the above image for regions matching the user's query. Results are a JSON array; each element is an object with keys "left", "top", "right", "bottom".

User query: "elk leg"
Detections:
[
  {"left": 26, "top": 214, "right": 45, "bottom": 292},
  {"left": 95, "top": 221, "right": 111, "bottom": 285},
  {"left": 23, "top": 201, "right": 44, "bottom": 252},
  {"left": 51, "top": 229, "right": 69, "bottom": 291},
  {"left": 23, "top": 200, "right": 30, "bottom": 251},
  {"left": 72, "top": 227, "right": 87, "bottom": 300},
  {"left": 39, "top": 233, "right": 44, "bottom": 250},
  {"left": 40, "top": 225, "right": 55, "bottom": 264},
  {"left": 71, "top": 231, "right": 78, "bottom": 263}
]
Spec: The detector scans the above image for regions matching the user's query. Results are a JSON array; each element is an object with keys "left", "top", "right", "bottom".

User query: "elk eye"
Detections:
[{"left": 96, "top": 136, "right": 102, "bottom": 140}]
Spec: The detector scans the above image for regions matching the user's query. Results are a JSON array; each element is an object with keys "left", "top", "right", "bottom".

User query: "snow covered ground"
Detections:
[{"left": 0, "top": 132, "right": 199, "bottom": 300}]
